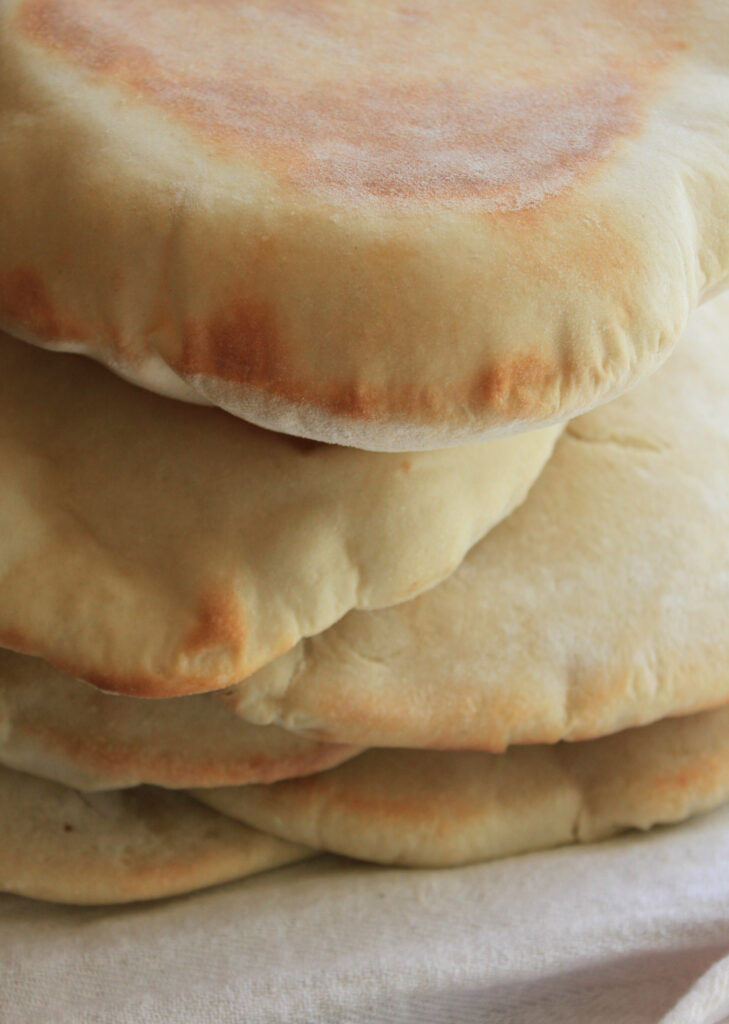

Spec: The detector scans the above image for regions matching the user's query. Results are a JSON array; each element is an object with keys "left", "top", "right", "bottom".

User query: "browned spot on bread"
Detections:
[
  {"left": 181, "top": 299, "right": 283, "bottom": 388},
  {"left": 183, "top": 584, "right": 246, "bottom": 660},
  {"left": 471, "top": 348, "right": 580, "bottom": 419},
  {"left": 0, "top": 627, "right": 223, "bottom": 698},
  {"left": 650, "top": 757, "right": 722, "bottom": 799},
  {"left": 179, "top": 286, "right": 584, "bottom": 424},
  {"left": 180, "top": 295, "right": 385, "bottom": 421},
  {"left": 0, "top": 267, "right": 87, "bottom": 343},
  {"left": 17, "top": 0, "right": 690, "bottom": 208}
]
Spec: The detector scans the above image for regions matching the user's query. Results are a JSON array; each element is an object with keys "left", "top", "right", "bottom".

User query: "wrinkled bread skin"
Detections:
[
  {"left": 0, "top": 331, "right": 559, "bottom": 697},
  {"left": 195, "top": 706, "right": 729, "bottom": 867},
  {"left": 2, "top": 1, "right": 729, "bottom": 449},
  {"left": 231, "top": 296, "right": 729, "bottom": 749},
  {"left": 0, "top": 649, "right": 358, "bottom": 791},
  {"left": 0, "top": 766, "right": 311, "bottom": 904}
]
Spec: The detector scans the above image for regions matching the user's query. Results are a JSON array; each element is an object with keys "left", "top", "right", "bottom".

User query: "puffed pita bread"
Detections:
[
  {"left": 194, "top": 706, "right": 729, "bottom": 868},
  {"left": 231, "top": 295, "right": 729, "bottom": 749},
  {"left": 2, "top": 2, "right": 729, "bottom": 450},
  {"left": 0, "top": 649, "right": 356, "bottom": 791},
  {"left": 0, "top": 765, "right": 311, "bottom": 904},
  {"left": 0, "top": 331, "right": 559, "bottom": 698}
]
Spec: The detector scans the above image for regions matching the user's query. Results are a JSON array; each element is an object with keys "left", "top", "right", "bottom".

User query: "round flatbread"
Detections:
[
  {"left": 0, "top": 765, "right": 311, "bottom": 904},
  {"left": 0, "top": 330, "right": 559, "bottom": 697},
  {"left": 231, "top": 295, "right": 729, "bottom": 749},
  {"left": 2, "top": 1, "right": 728, "bottom": 449},
  {"left": 194, "top": 705, "right": 729, "bottom": 867},
  {"left": 0, "top": 649, "right": 356, "bottom": 791}
]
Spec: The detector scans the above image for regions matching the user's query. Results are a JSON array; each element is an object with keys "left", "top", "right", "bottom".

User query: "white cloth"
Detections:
[{"left": 3, "top": 804, "right": 729, "bottom": 1024}]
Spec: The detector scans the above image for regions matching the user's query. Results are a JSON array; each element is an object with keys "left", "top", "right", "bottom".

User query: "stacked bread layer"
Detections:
[
  {"left": 2, "top": 0, "right": 729, "bottom": 904},
  {"left": 0, "top": 298, "right": 728, "bottom": 901}
]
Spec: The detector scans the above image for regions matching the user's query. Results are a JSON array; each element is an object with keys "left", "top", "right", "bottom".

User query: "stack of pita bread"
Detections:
[{"left": 1, "top": 0, "right": 729, "bottom": 904}]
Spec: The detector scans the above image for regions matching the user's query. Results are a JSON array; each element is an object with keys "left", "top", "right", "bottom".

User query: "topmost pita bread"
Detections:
[{"left": 2, "top": 1, "right": 728, "bottom": 450}]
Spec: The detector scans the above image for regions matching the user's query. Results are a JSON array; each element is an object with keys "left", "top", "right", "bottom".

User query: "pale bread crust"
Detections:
[
  {"left": 0, "top": 330, "right": 559, "bottom": 697},
  {"left": 0, "top": 649, "right": 357, "bottom": 791},
  {"left": 2, "top": 1, "right": 729, "bottom": 449},
  {"left": 231, "top": 296, "right": 729, "bottom": 748},
  {"left": 194, "top": 705, "right": 729, "bottom": 867},
  {"left": 0, "top": 765, "right": 311, "bottom": 904}
]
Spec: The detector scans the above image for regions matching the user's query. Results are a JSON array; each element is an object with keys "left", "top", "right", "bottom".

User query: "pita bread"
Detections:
[
  {"left": 2, "top": 2, "right": 728, "bottom": 450},
  {"left": 231, "top": 295, "right": 729, "bottom": 749},
  {"left": 0, "top": 331, "right": 559, "bottom": 698},
  {"left": 0, "top": 649, "right": 356, "bottom": 791},
  {"left": 194, "top": 705, "right": 729, "bottom": 868},
  {"left": 0, "top": 764, "right": 311, "bottom": 904}
]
